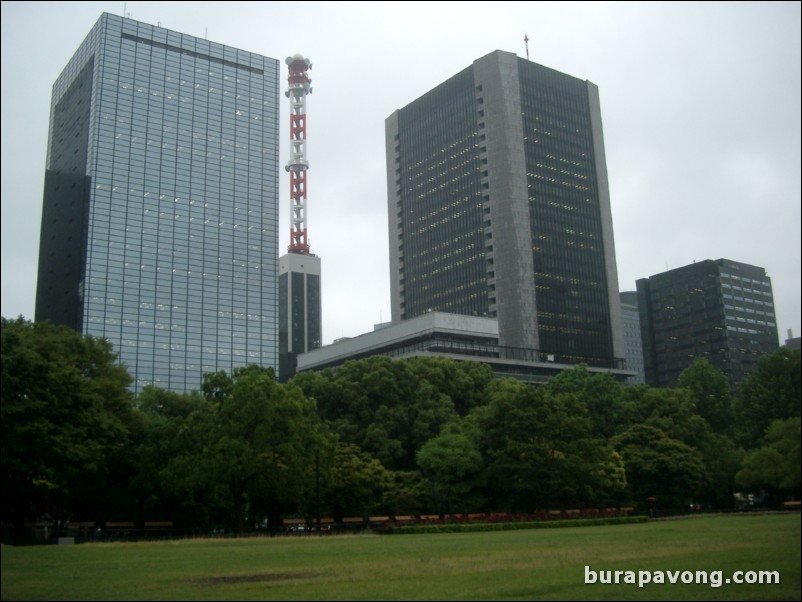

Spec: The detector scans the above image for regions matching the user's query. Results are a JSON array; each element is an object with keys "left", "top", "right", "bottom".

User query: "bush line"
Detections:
[{"left": 376, "top": 515, "right": 648, "bottom": 535}]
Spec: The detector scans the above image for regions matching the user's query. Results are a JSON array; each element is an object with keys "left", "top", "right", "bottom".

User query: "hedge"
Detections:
[{"left": 376, "top": 515, "right": 649, "bottom": 535}]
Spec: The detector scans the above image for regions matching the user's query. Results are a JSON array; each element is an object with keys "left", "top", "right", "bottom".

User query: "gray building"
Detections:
[
  {"left": 298, "top": 312, "right": 634, "bottom": 384},
  {"left": 637, "top": 259, "right": 779, "bottom": 389},
  {"left": 35, "top": 13, "right": 280, "bottom": 392},
  {"left": 620, "top": 291, "right": 645, "bottom": 384},
  {"left": 784, "top": 330, "right": 801, "bottom": 350},
  {"left": 386, "top": 50, "right": 624, "bottom": 370}
]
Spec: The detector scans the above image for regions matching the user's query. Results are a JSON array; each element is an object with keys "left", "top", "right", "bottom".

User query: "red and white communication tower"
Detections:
[{"left": 285, "top": 53, "right": 312, "bottom": 255}]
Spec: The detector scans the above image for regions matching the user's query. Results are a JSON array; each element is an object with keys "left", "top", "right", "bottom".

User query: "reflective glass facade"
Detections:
[
  {"left": 520, "top": 62, "right": 615, "bottom": 364},
  {"left": 394, "top": 68, "right": 487, "bottom": 319},
  {"left": 637, "top": 259, "right": 779, "bottom": 389},
  {"left": 620, "top": 291, "right": 646, "bottom": 384},
  {"left": 36, "top": 13, "right": 280, "bottom": 393}
]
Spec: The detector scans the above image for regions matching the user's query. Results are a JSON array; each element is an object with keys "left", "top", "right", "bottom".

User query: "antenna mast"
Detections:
[
  {"left": 285, "top": 54, "right": 313, "bottom": 254},
  {"left": 524, "top": 34, "right": 530, "bottom": 60}
]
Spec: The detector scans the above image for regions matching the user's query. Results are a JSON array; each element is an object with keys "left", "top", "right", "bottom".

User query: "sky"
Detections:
[{"left": 2, "top": 1, "right": 800, "bottom": 346}]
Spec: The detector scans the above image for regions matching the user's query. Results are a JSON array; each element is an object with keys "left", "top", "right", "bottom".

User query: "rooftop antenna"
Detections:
[
  {"left": 285, "top": 54, "right": 313, "bottom": 255},
  {"left": 524, "top": 34, "right": 530, "bottom": 60}
]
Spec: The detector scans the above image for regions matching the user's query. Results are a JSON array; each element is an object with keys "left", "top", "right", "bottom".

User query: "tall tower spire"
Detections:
[
  {"left": 278, "top": 53, "right": 321, "bottom": 382},
  {"left": 285, "top": 54, "right": 312, "bottom": 254}
]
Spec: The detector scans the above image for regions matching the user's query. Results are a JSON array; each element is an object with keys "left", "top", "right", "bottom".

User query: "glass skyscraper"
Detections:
[
  {"left": 386, "top": 50, "right": 624, "bottom": 369},
  {"left": 35, "top": 13, "right": 280, "bottom": 392}
]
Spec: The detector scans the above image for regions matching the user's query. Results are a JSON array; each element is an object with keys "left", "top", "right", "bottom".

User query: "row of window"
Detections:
[{"left": 88, "top": 223, "right": 272, "bottom": 244}]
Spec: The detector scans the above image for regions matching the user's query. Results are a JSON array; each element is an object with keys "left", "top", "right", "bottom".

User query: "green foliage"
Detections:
[
  {"left": 380, "top": 515, "right": 649, "bottom": 535},
  {"left": 736, "top": 417, "right": 801, "bottom": 499},
  {"left": 1, "top": 317, "right": 135, "bottom": 534},
  {"left": 404, "top": 356, "right": 494, "bottom": 415},
  {"left": 476, "top": 378, "right": 612, "bottom": 511},
  {"left": 128, "top": 387, "right": 218, "bottom": 526},
  {"left": 695, "top": 432, "right": 744, "bottom": 509},
  {"left": 137, "top": 386, "right": 205, "bottom": 419},
  {"left": 417, "top": 432, "right": 484, "bottom": 516},
  {"left": 613, "top": 424, "right": 707, "bottom": 511},
  {"left": 7, "top": 330, "right": 795, "bottom": 538},
  {"left": 678, "top": 358, "right": 734, "bottom": 434},
  {"left": 734, "top": 348, "right": 801, "bottom": 447},
  {"left": 547, "top": 365, "right": 626, "bottom": 440},
  {"left": 623, "top": 385, "right": 712, "bottom": 448},
  {"left": 290, "top": 356, "right": 487, "bottom": 470},
  {"left": 325, "top": 443, "right": 392, "bottom": 521},
  {"left": 382, "top": 470, "right": 430, "bottom": 517},
  {"left": 187, "top": 365, "right": 330, "bottom": 532}
]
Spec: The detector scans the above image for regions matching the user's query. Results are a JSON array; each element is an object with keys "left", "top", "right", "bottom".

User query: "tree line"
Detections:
[{"left": 2, "top": 317, "right": 800, "bottom": 536}]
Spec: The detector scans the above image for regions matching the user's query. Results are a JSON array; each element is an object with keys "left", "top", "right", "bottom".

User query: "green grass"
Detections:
[{"left": 2, "top": 514, "right": 800, "bottom": 600}]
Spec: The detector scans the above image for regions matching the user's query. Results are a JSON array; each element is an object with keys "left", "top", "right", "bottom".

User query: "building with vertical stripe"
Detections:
[{"left": 386, "top": 50, "right": 624, "bottom": 369}]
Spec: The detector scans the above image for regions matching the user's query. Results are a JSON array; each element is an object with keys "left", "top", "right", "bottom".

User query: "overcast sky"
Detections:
[{"left": 2, "top": 1, "right": 800, "bottom": 346}]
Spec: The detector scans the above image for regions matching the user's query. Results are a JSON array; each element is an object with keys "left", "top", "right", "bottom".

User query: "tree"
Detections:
[
  {"left": 405, "top": 357, "right": 494, "bottom": 416},
  {"left": 677, "top": 358, "right": 733, "bottom": 434},
  {"left": 417, "top": 432, "right": 484, "bottom": 516},
  {"left": 736, "top": 417, "right": 801, "bottom": 503},
  {"left": 1, "top": 317, "right": 134, "bottom": 536},
  {"left": 163, "top": 365, "right": 330, "bottom": 532},
  {"left": 476, "top": 379, "right": 607, "bottom": 511},
  {"left": 291, "top": 356, "right": 464, "bottom": 470},
  {"left": 547, "top": 365, "right": 626, "bottom": 440},
  {"left": 325, "top": 443, "right": 392, "bottom": 522},
  {"left": 612, "top": 424, "right": 707, "bottom": 512},
  {"left": 623, "top": 385, "right": 712, "bottom": 448},
  {"left": 382, "top": 471, "right": 430, "bottom": 518},
  {"left": 734, "top": 348, "right": 801, "bottom": 447},
  {"left": 695, "top": 432, "right": 743, "bottom": 510},
  {"left": 130, "top": 388, "right": 221, "bottom": 527}
]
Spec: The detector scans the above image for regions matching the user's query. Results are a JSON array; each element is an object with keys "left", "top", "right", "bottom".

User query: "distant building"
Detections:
[
  {"left": 620, "top": 291, "right": 645, "bottom": 384},
  {"left": 279, "top": 253, "right": 321, "bottom": 381},
  {"left": 636, "top": 259, "right": 779, "bottom": 389},
  {"left": 35, "top": 13, "right": 280, "bottom": 392},
  {"left": 297, "top": 312, "right": 635, "bottom": 384},
  {"left": 386, "top": 50, "right": 624, "bottom": 371}
]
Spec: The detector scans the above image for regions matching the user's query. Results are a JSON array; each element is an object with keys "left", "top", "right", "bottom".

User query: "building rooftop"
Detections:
[{"left": 298, "top": 312, "right": 634, "bottom": 384}]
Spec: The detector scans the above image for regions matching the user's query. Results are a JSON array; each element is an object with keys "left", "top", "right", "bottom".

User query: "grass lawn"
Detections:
[{"left": 2, "top": 513, "right": 800, "bottom": 601}]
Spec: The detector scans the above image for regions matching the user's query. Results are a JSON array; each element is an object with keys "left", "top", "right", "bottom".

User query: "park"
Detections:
[{"left": 2, "top": 513, "right": 799, "bottom": 600}]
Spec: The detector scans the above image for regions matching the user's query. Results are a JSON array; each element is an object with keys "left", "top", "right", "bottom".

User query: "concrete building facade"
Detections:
[{"left": 297, "top": 312, "right": 634, "bottom": 384}]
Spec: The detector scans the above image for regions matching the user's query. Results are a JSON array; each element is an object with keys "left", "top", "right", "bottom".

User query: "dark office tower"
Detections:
[
  {"left": 35, "top": 13, "right": 280, "bottom": 393},
  {"left": 386, "top": 50, "right": 624, "bottom": 368},
  {"left": 637, "top": 259, "right": 779, "bottom": 389},
  {"left": 278, "top": 253, "right": 321, "bottom": 381}
]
